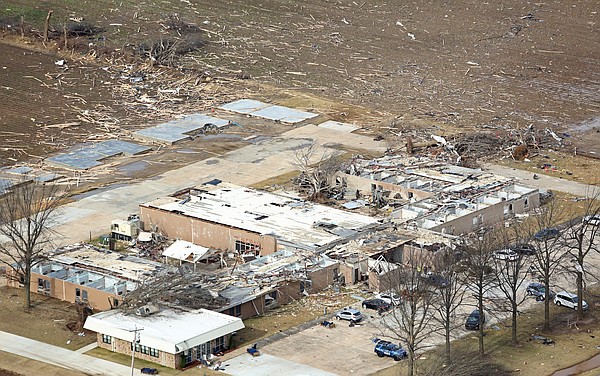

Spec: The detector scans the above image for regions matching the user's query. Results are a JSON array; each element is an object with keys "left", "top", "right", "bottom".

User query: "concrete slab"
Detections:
[
  {"left": 223, "top": 353, "right": 337, "bottom": 376},
  {"left": 46, "top": 140, "right": 151, "bottom": 170},
  {"left": 34, "top": 172, "right": 62, "bottom": 182},
  {"left": 134, "top": 114, "right": 231, "bottom": 144},
  {"left": 318, "top": 120, "right": 361, "bottom": 133},
  {"left": 250, "top": 105, "right": 318, "bottom": 124},
  {"left": 4, "top": 166, "right": 32, "bottom": 175},
  {"left": 219, "top": 99, "right": 271, "bottom": 114}
]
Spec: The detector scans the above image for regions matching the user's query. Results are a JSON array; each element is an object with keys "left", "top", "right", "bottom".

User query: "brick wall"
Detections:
[{"left": 140, "top": 205, "right": 278, "bottom": 255}]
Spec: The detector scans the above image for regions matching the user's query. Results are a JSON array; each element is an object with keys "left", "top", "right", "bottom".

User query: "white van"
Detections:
[{"left": 554, "top": 291, "right": 588, "bottom": 310}]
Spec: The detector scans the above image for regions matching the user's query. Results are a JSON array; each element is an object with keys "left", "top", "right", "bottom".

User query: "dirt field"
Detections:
[{"left": 1, "top": 0, "right": 599, "bottom": 167}]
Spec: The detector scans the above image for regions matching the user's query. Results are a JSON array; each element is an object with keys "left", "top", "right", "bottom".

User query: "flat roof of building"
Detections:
[
  {"left": 48, "top": 244, "right": 163, "bottom": 281},
  {"left": 84, "top": 307, "right": 244, "bottom": 354},
  {"left": 142, "top": 183, "right": 380, "bottom": 251}
]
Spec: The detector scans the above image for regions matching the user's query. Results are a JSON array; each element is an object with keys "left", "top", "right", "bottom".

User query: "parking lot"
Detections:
[{"left": 261, "top": 310, "right": 399, "bottom": 376}]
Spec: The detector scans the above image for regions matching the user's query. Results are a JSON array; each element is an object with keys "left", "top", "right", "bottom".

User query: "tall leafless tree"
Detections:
[
  {"left": 526, "top": 199, "right": 568, "bottom": 331},
  {"left": 431, "top": 249, "right": 465, "bottom": 365},
  {"left": 292, "top": 143, "right": 344, "bottom": 201},
  {"left": 0, "top": 180, "right": 65, "bottom": 309},
  {"left": 561, "top": 191, "right": 600, "bottom": 320},
  {"left": 461, "top": 230, "right": 499, "bottom": 355},
  {"left": 493, "top": 248, "right": 528, "bottom": 345},
  {"left": 378, "top": 248, "right": 437, "bottom": 376}
]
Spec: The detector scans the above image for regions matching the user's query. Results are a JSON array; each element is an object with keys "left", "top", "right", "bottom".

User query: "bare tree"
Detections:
[
  {"left": 562, "top": 192, "right": 600, "bottom": 320},
  {"left": 431, "top": 250, "right": 465, "bottom": 365},
  {"left": 292, "top": 143, "right": 344, "bottom": 201},
  {"left": 0, "top": 180, "right": 65, "bottom": 309},
  {"left": 378, "top": 248, "right": 437, "bottom": 376},
  {"left": 493, "top": 249, "right": 528, "bottom": 345},
  {"left": 526, "top": 199, "right": 568, "bottom": 331},
  {"left": 461, "top": 230, "right": 499, "bottom": 355}
]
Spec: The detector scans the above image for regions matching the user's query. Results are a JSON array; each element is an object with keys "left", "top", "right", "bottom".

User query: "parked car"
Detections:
[
  {"left": 376, "top": 291, "right": 402, "bottom": 306},
  {"left": 374, "top": 340, "right": 407, "bottom": 361},
  {"left": 141, "top": 368, "right": 159, "bottom": 375},
  {"left": 493, "top": 249, "right": 519, "bottom": 261},
  {"left": 554, "top": 291, "right": 588, "bottom": 310},
  {"left": 534, "top": 228, "right": 560, "bottom": 240},
  {"left": 526, "top": 282, "right": 555, "bottom": 301},
  {"left": 465, "top": 309, "right": 485, "bottom": 330},
  {"left": 421, "top": 272, "right": 449, "bottom": 288},
  {"left": 362, "top": 298, "right": 391, "bottom": 312},
  {"left": 335, "top": 307, "right": 364, "bottom": 322},
  {"left": 583, "top": 215, "right": 600, "bottom": 226},
  {"left": 511, "top": 243, "right": 537, "bottom": 256}
]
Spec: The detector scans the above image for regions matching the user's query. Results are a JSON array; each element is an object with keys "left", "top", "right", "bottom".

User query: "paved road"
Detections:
[
  {"left": 484, "top": 164, "right": 598, "bottom": 197},
  {"left": 0, "top": 331, "right": 135, "bottom": 376}
]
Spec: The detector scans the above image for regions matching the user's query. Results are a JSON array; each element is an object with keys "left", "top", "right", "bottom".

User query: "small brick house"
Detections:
[{"left": 84, "top": 307, "right": 244, "bottom": 369}]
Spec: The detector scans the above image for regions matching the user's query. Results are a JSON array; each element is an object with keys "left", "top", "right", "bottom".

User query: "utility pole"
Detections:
[{"left": 129, "top": 326, "right": 144, "bottom": 376}]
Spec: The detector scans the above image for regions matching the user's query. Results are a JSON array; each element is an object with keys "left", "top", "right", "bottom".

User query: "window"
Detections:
[
  {"left": 183, "top": 350, "right": 193, "bottom": 365},
  {"left": 212, "top": 336, "right": 225, "bottom": 353},
  {"left": 75, "top": 288, "right": 81, "bottom": 301},
  {"left": 82, "top": 290, "right": 88, "bottom": 301},
  {"left": 235, "top": 240, "right": 261, "bottom": 255},
  {"left": 102, "top": 334, "right": 112, "bottom": 344},
  {"left": 131, "top": 343, "right": 159, "bottom": 357},
  {"left": 228, "top": 305, "right": 242, "bottom": 317},
  {"left": 524, "top": 198, "right": 529, "bottom": 208}
]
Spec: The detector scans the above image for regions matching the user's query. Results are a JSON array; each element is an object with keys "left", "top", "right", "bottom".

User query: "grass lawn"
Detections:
[
  {"left": 0, "top": 286, "right": 94, "bottom": 350},
  {"left": 85, "top": 347, "right": 221, "bottom": 375}
]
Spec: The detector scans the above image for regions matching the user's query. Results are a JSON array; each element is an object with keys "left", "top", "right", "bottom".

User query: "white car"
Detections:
[
  {"left": 493, "top": 249, "right": 519, "bottom": 261},
  {"left": 583, "top": 215, "right": 600, "bottom": 226},
  {"left": 554, "top": 291, "right": 588, "bottom": 310},
  {"left": 375, "top": 291, "right": 402, "bottom": 306}
]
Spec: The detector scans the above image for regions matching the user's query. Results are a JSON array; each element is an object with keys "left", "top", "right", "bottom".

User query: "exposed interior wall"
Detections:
[
  {"left": 307, "top": 262, "right": 339, "bottom": 292},
  {"left": 6, "top": 270, "right": 118, "bottom": 311},
  {"left": 140, "top": 205, "right": 278, "bottom": 255}
]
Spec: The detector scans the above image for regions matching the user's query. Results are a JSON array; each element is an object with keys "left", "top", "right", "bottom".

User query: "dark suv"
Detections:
[
  {"left": 362, "top": 298, "right": 391, "bottom": 312},
  {"left": 374, "top": 340, "right": 407, "bottom": 361},
  {"left": 534, "top": 228, "right": 560, "bottom": 240},
  {"left": 465, "top": 309, "right": 485, "bottom": 330},
  {"left": 511, "top": 243, "right": 537, "bottom": 255},
  {"left": 526, "top": 282, "right": 555, "bottom": 301}
]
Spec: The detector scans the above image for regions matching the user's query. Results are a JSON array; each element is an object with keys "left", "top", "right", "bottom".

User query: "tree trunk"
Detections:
[
  {"left": 43, "top": 10, "right": 53, "bottom": 43},
  {"left": 20, "top": 15, "right": 25, "bottom": 37},
  {"left": 577, "top": 268, "right": 584, "bottom": 320},
  {"left": 407, "top": 352, "right": 414, "bottom": 376},
  {"left": 24, "top": 264, "right": 32, "bottom": 309},
  {"left": 543, "top": 274, "right": 551, "bottom": 331},
  {"left": 511, "top": 300, "right": 518, "bottom": 344},
  {"left": 478, "top": 294, "right": 484, "bottom": 355},
  {"left": 445, "top": 322, "right": 451, "bottom": 365}
]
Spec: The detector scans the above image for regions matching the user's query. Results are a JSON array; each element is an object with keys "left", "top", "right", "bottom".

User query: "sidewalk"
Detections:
[{"left": 0, "top": 331, "right": 134, "bottom": 376}]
